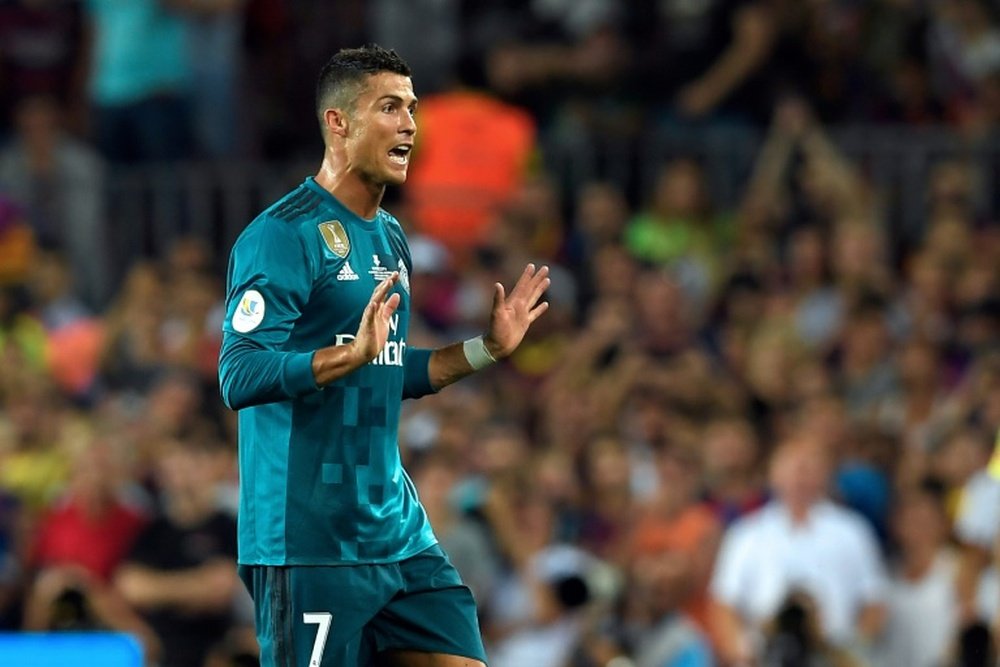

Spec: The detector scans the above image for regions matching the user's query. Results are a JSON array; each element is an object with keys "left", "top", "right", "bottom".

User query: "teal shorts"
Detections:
[{"left": 239, "top": 545, "right": 488, "bottom": 667}]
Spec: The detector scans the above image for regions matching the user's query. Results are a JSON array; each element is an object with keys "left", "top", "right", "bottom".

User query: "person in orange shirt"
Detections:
[
  {"left": 403, "top": 63, "right": 536, "bottom": 264},
  {"left": 628, "top": 442, "right": 722, "bottom": 649}
]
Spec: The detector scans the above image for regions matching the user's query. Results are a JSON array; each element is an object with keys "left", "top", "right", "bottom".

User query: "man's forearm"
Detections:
[
  {"left": 689, "top": 5, "right": 772, "bottom": 108},
  {"left": 711, "top": 600, "right": 754, "bottom": 666},
  {"left": 311, "top": 342, "right": 370, "bottom": 387},
  {"left": 427, "top": 342, "right": 480, "bottom": 391},
  {"left": 855, "top": 602, "right": 886, "bottom": 643},
  {"left": 116, "top": 562, "right": 236, "bottom": 612}
]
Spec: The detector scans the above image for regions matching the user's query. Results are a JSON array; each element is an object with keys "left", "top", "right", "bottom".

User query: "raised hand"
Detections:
[
  {"left": 353, "top": 272, "right": 400, "bottom": 364},
  {"left": 484, "top": 264, "right": 550, "bottom": 359}
]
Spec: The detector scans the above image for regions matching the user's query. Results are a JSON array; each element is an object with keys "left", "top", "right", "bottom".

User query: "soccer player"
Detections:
[{"left": 217, "top": 44, "right": 550, "bottom": 667}]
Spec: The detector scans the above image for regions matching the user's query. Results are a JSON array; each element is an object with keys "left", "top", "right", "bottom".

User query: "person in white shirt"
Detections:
[
  {"left": 954, "top": 450, "right": 1000, "bottom": 634},
  {"left": 879, "top": 480, "right": 959, "bottom": 667},
  {"left": 709, "top": 435, "right": 888, "bottom": 666}
]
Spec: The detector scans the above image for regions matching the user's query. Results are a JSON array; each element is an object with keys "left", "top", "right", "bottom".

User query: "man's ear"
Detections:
[{"left": 324, "top": 108, "right": 349, "bottom": 138}]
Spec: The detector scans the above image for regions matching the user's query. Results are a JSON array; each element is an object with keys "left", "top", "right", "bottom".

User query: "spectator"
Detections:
[
  {"left": 410, "top": 450, "right": 501, "bottom": 606},
  {"left": 476, "top": 0, "right": 626, "bottom": 125},
  {"left": 0, "top": 0, "right": 88, "bottom": 132},
  {"left": 368, "top": 0, "right": 461, "bottom": 95},
  {"left": 625, "top": 159, "right": 732, "bottom": 306},
  {"left": 783, "top": 224, "right": 843, "bottom": 352},
  {"left": 83, "top": 0, "right": 193, "bottom": 163},
  {"left": 0, "top": 95, "right": 108, "bottom": 308},
  {"left": 21, "top": 427, "right": 157, "bottom": 656},
  {"left": 835, "top": 300, "right": 900, "bottom": 423},
  {"left": 29, "top": 251, "right": 105, "bottom": 400},
  {"left": 0, "top": 196, "right": 36, "bottom": 288},
  {"left": 114, "top": 433, "right": 240, "bottom": 667},
  {"left": 0, "top": 375, "right": 72, "bottom": 513},
  {"left": 876, "top": 337, "right": 951, "bottom": 453},
  {"left": 629, "top": 442, "right": 722, "bottom": 647},
  {"left": 879, "top": 479, "right": 960, "bottom": 667},
  {"left": 614, "top": 548, "right": 715, "bottom": 667},
  {"left": 710, "top": 436, "right": 887, "bottom": 665},
  {"left": 178, "top": 0, "right": 246, "bottom": 158},
  {"left": 577, "top": 432, "right": 636, "bottom": 563},
  {"left": 928, "top": 0, "right": 1000, "bottom": 116},
  {"left": 403, "top": 72, "right": 537, "bottom": 265},
  {"left": 99, "top": 261, "right": 170, "bottom": 393},
  {"left": 700, "top": 416, "right": 768, "bottom": 528},
  {"left": 623, "top": 0, "right": 775, "bottom": 124},
  {"left": 27, "top": 428, "right": 146, "bottom": 583},
  {"left": 953, "top": 428, "right": 1000, "bottom": 633}
]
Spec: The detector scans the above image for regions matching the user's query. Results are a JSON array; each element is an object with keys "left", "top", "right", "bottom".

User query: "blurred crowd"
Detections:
[{"left": 1, "top": 1, "right": 1000, "bottom": 667}]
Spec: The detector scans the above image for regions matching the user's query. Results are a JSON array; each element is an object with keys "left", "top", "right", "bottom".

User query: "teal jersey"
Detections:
[{"left": 218, "top": 177, "right": 438, "bottom": 566}]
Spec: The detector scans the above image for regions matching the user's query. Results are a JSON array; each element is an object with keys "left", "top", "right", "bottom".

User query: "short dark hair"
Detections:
[{"left": 316, "top": 44, "right": 411, "bottom": 125}]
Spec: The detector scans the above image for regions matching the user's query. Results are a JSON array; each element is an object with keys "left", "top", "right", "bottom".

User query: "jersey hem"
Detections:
[{"left": 238, "top": 535, "right": 439, "bottom": 567}]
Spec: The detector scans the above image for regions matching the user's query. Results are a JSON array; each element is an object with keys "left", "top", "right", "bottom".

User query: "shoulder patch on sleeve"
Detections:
[{"left": 232, "top": 290, "right": 266, "bottom": 333}]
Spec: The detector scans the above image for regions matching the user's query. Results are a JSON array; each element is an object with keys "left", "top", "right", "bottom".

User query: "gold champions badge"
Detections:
[{"left": 319, "top": 221, "right": 351, "bottom": 258}]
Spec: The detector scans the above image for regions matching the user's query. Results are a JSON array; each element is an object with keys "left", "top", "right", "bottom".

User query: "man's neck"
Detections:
[
  {"left": 165, "top": 492, "right": 215, "bottom": 528},
  {"left": 315, "top": 154, "right": 384, "bottom": 220},
  {"left": 784, "top": 499, "right": 818, "bottom": 526},
  {"left": 901, "top": 544, "right": 939, "bottom": 581}
]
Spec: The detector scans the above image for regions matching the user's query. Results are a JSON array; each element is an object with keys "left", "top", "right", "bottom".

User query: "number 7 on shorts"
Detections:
[{"left": 303, "top": 612, "right": 332, "bottom": 667}]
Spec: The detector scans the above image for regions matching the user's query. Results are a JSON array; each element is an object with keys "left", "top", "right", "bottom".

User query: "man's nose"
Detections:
[{"left": 400, "top": 114, "right": 416, "bottom": 135}]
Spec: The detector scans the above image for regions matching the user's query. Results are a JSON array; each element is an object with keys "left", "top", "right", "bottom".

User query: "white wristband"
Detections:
[{"left": 463, "top": 335, "right": 497, "bottom": 370}]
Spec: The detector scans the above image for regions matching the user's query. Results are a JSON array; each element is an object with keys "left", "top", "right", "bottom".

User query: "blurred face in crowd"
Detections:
[
  {"left": 154, "top": 438, "right": 221, "bottom": 506},
  {"left": 577, "top": 182, "right": 628, "bottom": 245},
  {"left": 954, "top": 256, "right": 997, "bottom": 307},
  {"left": 69, "top": 435, "right": 125, "bottom": 511},
  {"left": 795, "top": 394, "right": 849, "bottom": 453},
  {"left": 928, "top": 160, "right": 974, "bottom": 215},
  {"left": 631, "top": 550, "right": 692, "bottom": 616},
  {"left": 769, "top": 438, "right": 831, "bottom": 512},
  {"left": 787, "top": 226, "right": 828, "bottom": 287},
  {"left": 6, "top": 381, "right": 53, "bottom": 446},
  {"left": 584, "top": 434, "right": 631, "bottom": 496},
  {"left": 653, "top": 159, "right": 706, "bottom": 219},
  {"left": 932, "top": 428, "right": 990, "bottom": 486},
  {"left": 841, "top": 310, "right": 890, "bottom": 370},
  {"left": 146, "top": 374, "right": 201, "bottom": 434},
  {"left": 27, "top": 251, "right": 72, "bottom": 304},
  {"left": 14, "top": 96, "right": 61, "bottom": 151},
  {"left": 656, "top": 444, "right": 703, "bottom": 509},
  {"left": 702, "top": 418, "right": 759, "bottom": 480},
  {"left": 891, "top": 488, "right": 948, "bottom": 554},
  {"left": 336, "top": 72, "right": 417, "bottom": 188},
  {"left": 413, "top": 456, "right": 457, "bottom": 516},
  {"left": 832, "top": 222, "right": 886, "bottom": 283},
  {"left": 590, "top": 245, "right": 639, "bottom": 302},
  {"left": 473, "top": 425, "right": 529, "bottom": 477},
  {"left": 923, "top": 215, "right": 972, "bottom": 267},
  {"left": 898, "top": 339, "right": 940, "bottom": 391},
  {"left": 166, "top": 236, "right": 213, "bottom": 276},
  {"left": 907, "top": 252, "right": 949, "bottom": 307},
  {"left": 745, "top": 325, "right": 800, "bottom": 404},
  {"left": 633, "top": 271, "right": 686, "bottom": 344}
]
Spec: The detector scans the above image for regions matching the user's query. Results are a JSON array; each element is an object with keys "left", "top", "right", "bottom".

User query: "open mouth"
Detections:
[{"left": 388, "top": 144, "right": 411, "bottom": 165}]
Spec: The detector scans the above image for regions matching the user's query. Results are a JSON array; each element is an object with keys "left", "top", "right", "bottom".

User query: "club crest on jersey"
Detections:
[
  {"left": 232, "top": 289, "right": 265, "bottom": 332},
  {"left": 368, "top": 254, "right": 395, "bottom": 282},
  {"left": 398, "top": 259, "right": 410, "bottom": 293},
  {"left": 318, "top": 220, "right": 350, "bottom": 258}
]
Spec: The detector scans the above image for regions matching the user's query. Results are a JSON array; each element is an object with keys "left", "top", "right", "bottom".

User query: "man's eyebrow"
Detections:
[{"left": 377, "top": 95, "right": 419, "bottom": 106}]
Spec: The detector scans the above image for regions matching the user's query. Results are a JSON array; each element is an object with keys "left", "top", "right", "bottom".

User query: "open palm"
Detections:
[
  {"left": 355, "top": 273, "right": 400, "bottom": 363},
  {"left": 485, "top": 264, "right": 551, "bottom": 359}
]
